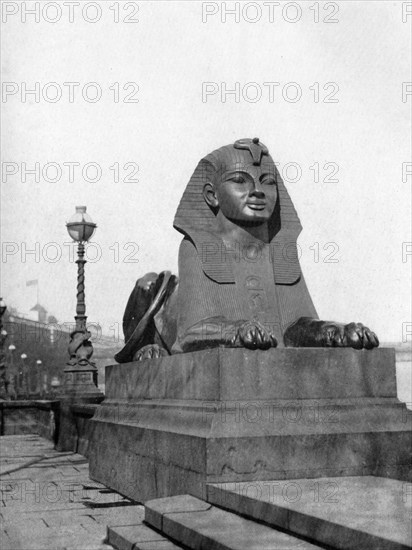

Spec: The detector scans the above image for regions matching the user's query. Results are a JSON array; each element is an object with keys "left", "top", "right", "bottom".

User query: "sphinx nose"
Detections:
[{"left": 249, "top": 180, "right": 265, "bottom": 197}]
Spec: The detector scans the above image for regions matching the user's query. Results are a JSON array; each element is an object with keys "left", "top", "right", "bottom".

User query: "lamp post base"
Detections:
[
  {"left": 56, "top": 363, "right": 104, "bottom": 452},
  {"left": 62, "top": 363, "right": 103, "bottom": 398}
]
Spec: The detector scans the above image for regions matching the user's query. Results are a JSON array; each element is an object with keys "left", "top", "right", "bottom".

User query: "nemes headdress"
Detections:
[{"left": 173, "top": 138, "right": 302, "bottom": 285}]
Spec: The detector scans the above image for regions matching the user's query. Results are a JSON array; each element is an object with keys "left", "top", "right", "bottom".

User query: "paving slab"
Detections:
[
  {"left": 145, "top": 494, "right": 324, "bottom": 549},
  {"left": 0, "top": 434, "right": 144, "bottom": 550},
  {"left": 3, "top": 522, "right": 106, "bottom": 550},
  {"left": 91, "top": 506, "right": 145, "bottom": 526},
  {"left": 207, "top": 476, "right": 412, "bottom": 550}
]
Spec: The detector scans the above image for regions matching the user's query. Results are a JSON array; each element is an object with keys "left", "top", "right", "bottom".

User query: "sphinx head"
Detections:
[{"left": 201, "top": 138, "right": 279, "bottom": 226}]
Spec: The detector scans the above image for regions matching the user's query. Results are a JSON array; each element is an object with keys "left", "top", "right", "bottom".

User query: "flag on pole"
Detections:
[{"left": 26, "top": 279, "right": 38, "bottom": 287}]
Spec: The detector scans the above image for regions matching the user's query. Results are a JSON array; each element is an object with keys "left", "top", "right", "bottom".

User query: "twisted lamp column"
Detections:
[
  {"left": 67, "top": 243, "right": 94, "bottom": 369},
  {"left": 75, "top": 242, "right": 87, "bottom": 330},
  {"left": 64, "top": 207, "right": 102, "bottom": 397}
]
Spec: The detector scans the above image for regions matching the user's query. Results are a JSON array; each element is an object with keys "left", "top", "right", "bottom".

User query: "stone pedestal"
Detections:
[
  {"left": 88, "top": 348, "right": 411, "bottom": 503},
  {"left": 63, "top": 362, "right": 102, "bottom": 398},
  {"left": 56, "top": 365, "right": 104, "bottom": 452}
]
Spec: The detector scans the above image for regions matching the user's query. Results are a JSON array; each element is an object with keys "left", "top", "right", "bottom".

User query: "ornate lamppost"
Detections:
[
  {"left": 64, "top": 206, "right": 102, "bottom": 397},
  {"left": 20, "top": 353, "right": 28, "bottom": 398},
  {"left": 50, "top": 376, "right": 61, "bottom": 397},
  {"left": 0, "top": 298, "right": 8, "bottom": 399},
  {"left": 8, "top": 344, "right": 16, "bottom": 399},
  {"left": 37, "top": 359, "right": 47, "bottom": 397},
  {"left": 36, "top": 360, "right": 42, "bottom": 397}
]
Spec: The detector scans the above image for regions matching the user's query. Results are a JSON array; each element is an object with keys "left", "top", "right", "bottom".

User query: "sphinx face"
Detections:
[{"left": 214, "top": 152, "right": 278, "bottom": 225}]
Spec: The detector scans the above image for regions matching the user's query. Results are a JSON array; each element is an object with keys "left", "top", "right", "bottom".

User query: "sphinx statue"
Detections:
[{"left": 115, "top": 138, "right": 378, "bottom": 363}]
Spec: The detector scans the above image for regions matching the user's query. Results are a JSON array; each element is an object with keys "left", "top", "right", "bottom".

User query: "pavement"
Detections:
[{"left": 0, "top": 434, "right": 145, "bottom": 550}]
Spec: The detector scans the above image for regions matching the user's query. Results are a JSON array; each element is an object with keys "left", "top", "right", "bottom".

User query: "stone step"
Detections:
[
  {"left": 107, "top": 522, "right": 183, "bottom": 550},
  {"left": 145, "top": 494, "right": 324, "bottom": 549},
  {"left": 206, "top": 476, "right": 412, "bottom": 550}
]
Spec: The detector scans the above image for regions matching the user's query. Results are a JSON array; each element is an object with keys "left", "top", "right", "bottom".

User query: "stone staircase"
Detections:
[{"left": 107, "top": 476, "right": 411, "bottom": 550}]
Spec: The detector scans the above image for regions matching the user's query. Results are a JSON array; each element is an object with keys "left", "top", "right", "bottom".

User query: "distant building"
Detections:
[
  {"left": 29, "top": 303, "right": 48, "bottom": 324},
  {"left": 3, "top": 309, "right": 122, "bottom": 390}
]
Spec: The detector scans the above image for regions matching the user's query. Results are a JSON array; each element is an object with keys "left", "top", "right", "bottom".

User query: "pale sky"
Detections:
[{"left": 1, "top": 0, "right": 411, "bottom": 344}]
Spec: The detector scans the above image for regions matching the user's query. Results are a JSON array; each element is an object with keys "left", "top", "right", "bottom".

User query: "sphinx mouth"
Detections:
[{"left": 247, "top": 203, "right": 266, "bottom": 210}]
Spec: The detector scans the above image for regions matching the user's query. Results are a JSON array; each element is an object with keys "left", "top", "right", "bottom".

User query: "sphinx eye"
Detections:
[
  {"left": 230, "top": 174, "right": 246, "bottom": 184},
  {"left": 261, "top": 176, "right": 276, "bottom": 186}
]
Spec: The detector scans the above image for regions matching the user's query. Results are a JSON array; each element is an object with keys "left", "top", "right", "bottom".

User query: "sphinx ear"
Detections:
[{"left": 203, "top": 183, "right": 219, "bottom": 208}]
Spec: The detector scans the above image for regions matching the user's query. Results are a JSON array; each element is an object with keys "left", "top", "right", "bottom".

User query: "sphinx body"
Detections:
[{"left": 115, "top": 138, "right": 378, "bottom": 363}]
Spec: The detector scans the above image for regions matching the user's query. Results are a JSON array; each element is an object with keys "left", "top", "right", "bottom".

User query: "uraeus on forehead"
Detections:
[{"left": 204, "top": 139, "right": 277, "bottom": 180}]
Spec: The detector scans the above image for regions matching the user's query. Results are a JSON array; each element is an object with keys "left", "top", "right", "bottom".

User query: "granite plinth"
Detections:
[
  {"left": 88, "top": 348, "right": 412, "bottom": 503},
  {"left": 103, "top": 347, "right": 397, "bottom": 401}
]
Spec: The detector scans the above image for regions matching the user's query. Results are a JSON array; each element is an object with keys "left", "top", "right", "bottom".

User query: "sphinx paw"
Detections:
[
  {"left": 320, "top": 321, "right": 379, "bottom": 350},
  {"left": 320, "top": 323, "right": 345, "bottom": 347},
  {"left": 133, "top": 344, "right": 168, "bottom": 361},
  {"left": 237, "top": 321, "right": 277, "bottom": 350},
  {"left": 343, "top": 322, "right": 379, "bottom": 350}
]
